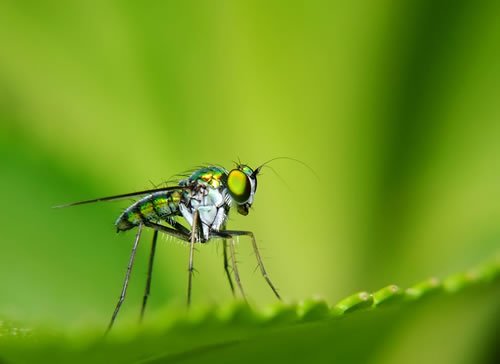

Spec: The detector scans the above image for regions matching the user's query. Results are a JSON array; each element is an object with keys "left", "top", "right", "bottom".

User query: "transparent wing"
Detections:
[{"left": 53, "top": 185, "right": 190, "bottom": 208}]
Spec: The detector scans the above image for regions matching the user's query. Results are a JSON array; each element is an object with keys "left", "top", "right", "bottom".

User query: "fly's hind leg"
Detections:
[
  {"left": 106, "top": 224, "right": 144, "bottom": 334},
  {"left": 222, "top": 230, "right": 282, "bottom": 301},
  {"left": 140, "top": 229, "right": 158, "bottom": 322},
  {"left": 143, "top": 221, "right": 191, "bottom": 243}
]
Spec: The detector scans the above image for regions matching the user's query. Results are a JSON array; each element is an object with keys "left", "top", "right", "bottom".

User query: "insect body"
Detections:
[
  {"left": 56, "top": 163, "right": 281, "bottom": 333},
  {"left": 116, "top": 166, "right": 232, "bottom": 239}
]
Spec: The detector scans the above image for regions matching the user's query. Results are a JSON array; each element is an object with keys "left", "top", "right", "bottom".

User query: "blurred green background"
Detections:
[{"left": 0, "top": 0, "right": 499, "bottom": 361}]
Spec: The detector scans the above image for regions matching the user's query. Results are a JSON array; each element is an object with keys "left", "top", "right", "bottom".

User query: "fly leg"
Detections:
[
  {"left": 106, "top": 223, "right": 144, "bottom": 334},
  {"left": 140, "top": 230, "right": 158, "bottom": 322},
  {"left": 222, "top": 239, "right": 236, "bottom": 296},
  {"left": 143, "top": 221, "right": 190, "bottom": 242},
  {"left": 227, "top": 237, "right": 246, "bottom": 301},
  {"left": 140, "top": 219, "right": 192, "bottom": 318},
  {"left": 187, "top": 210, "right": 199, "bottom": 306},
  {"left": 223, "top": 230, "right": 282, "bottom": 301},
  {"left": 149, "top": 215, "right": 199, "bottom": 306},
  {"left": 142, "top": 222, "right": 193, "bottom": 308}
]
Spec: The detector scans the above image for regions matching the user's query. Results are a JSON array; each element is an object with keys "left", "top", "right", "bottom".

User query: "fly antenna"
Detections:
[
  {"left": 261, "top": 164, "right": 292, "bottom": 191},
  {"left": 255, "top": 156, "right": 319, "bottom": 181}
]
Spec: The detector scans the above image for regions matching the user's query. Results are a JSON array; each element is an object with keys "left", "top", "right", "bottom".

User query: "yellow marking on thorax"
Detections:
[{"left": 200, "top": 171, "right": 222, "bottom": 188}]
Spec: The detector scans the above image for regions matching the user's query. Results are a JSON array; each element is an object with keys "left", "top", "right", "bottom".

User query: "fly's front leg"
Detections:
[
  {"left": 223, "top": 230, "right": 282, "bottom": 301},
  {"left": 228, "top": 237, "right": 246, "bottom": 301},
  {"left": 222, "top": 239, "right": 236, "bottom": 296}
]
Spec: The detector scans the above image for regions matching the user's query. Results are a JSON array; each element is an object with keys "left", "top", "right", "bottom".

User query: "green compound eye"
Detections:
[{"left": 227, "top": 169, "right": 251, "bottom": 203}]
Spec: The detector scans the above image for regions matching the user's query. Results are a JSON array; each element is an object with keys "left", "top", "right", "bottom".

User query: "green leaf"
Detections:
[{"left": 1, "top": 257, "right": 498, "bottom": 364}]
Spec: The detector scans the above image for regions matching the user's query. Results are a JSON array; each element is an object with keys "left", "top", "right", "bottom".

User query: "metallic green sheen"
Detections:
[
  {"left": 153, "top": 197, "right": 171, "bottom": 216},
  {"left": 140, "top": 202, "right": 155, "bottom": 219},
  {"left": 127, "top": 211, "right": 142, "bottom": 224},
  {"left": 187, "top": 166, "right": 226, "bottom": 188}
]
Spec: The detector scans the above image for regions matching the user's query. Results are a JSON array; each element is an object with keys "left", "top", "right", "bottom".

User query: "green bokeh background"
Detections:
[{"left": 0, "top": 0, "right": 499, "bottom": 362}]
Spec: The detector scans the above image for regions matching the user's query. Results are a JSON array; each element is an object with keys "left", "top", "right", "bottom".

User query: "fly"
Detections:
[{"left": 55, "top": 161, "right": 285, "bottom": 333}]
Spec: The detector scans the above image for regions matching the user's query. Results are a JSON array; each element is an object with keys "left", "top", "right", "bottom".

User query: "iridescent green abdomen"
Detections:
[{"left": 115, "top": 190, "right": 182, "bottom": 231}]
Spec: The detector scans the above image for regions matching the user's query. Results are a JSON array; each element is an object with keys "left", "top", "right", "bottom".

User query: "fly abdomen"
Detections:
[{"left": 115, "top": 190, "right": 182, "bottom": 232}]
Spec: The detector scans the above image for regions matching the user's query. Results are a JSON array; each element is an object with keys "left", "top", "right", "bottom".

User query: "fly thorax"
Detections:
[
  {"left": 203, "top": 187, "right": 224, "bottom": 207},
  {"left": 198, "top": 188, "right": 225, "bottom": 227},
  {"left": 179, "top": 186, "right": 229, "bottom": 241}
]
